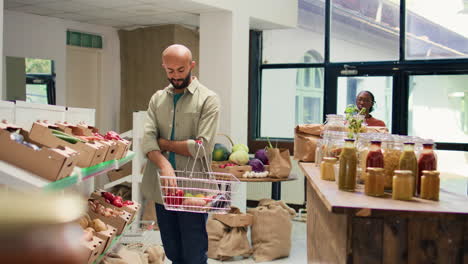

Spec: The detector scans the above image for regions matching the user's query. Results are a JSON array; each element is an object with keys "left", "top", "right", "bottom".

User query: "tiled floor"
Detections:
[{"left": 134, "top": 220, "right": 307, "bottom": 263}]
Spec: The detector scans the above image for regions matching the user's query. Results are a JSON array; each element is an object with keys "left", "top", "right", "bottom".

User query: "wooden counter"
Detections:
[{"left": 300, "top": 162, "right": 468, "bottom": 264}]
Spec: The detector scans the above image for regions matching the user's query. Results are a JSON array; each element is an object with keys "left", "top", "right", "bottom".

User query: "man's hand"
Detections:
[
  {"left": 160, "top": 167, "right": 177, "bottom": 196},
  {"left": 158, "top": 138, "right": 169, "bottom": 152}
]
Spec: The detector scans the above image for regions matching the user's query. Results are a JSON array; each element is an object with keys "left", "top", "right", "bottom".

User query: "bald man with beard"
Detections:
[{"left": 141, "top": 44, "right": 220, "bottom": 264}]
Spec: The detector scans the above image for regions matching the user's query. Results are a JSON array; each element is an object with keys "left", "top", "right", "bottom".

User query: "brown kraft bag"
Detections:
[
  {"left": 294, "top": 124, "right": 323, "bottom": 162},
  {"left": 267, "top": 148, "right": 292, "bottom": 178},
  {"left": 248, "top": 200, "right": 296, "bottom": 262}
]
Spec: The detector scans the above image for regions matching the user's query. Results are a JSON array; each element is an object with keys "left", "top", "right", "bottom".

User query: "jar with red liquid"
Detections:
[
  {"left": 366, "top": 140, "right": 384, "bottom": 169},
  {"left": 417, "top": 142, "right": 437, "bottom": 195}
]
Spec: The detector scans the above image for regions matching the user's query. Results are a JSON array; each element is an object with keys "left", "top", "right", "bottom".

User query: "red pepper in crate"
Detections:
[
  {"left": 101, "top": 191, "right": 134, "bottom": 208},
  {"left": 93, "top": 132, "right": 105, "bottom": 140},
  {"left": 104, "top": 131, "right": 123, "bottom": 141}
]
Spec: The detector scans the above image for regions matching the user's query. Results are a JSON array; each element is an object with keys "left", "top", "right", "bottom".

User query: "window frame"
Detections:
[{"left": 248, "top": 0, "right": 468, "bottom": 153}]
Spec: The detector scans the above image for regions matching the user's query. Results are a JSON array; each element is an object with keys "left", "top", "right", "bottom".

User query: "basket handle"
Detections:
[{"left": 183, "top": 139, "right": 214, "bottom": 179}]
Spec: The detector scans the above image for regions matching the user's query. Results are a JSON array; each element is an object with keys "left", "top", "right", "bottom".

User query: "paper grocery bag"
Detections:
[
  {"left": 267, "top": 148, "right": 292, "bottom": 178},
  {"left": 294, "top": 124, "right": 322, "bottom": 162}
]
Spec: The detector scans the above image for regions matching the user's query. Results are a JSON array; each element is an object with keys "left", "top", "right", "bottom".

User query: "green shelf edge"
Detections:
[
  {"left": 43, "top": 151, "right": 135, "bottom": 191},
  {"left": 93, "top": 220, "right": 135, "bottom": 264}
]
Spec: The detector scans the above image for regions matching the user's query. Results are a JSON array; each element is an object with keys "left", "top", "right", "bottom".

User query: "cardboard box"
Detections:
[
  {"left": 76, "top": 123, "right": 131, "bottom": 160},
  {"left": 91, "top": 189, "right": 141, "bottom": 222},
  {"left": 0, "top": 126, "right": 79, "bottom": 181},
  {"left": 213, "top": 213, "right": 253, "bottom": 227},
  {"left": 94, "top": 224, "right": 117, "bottom": 252},
  {"left": 29, "top": 122, "right": 107, "bottom": 168},
  {"left": 107, "top": 162, "right": 132, "bottom": 182},
  {"left": 114, "top": 139, "right": 131, "bottom": 160},
  {"left": 80, "top": 235, "right": 105, "bottom": 264},
  {"left": 99, "top": 140, "right": 118, "bottom": 161},
  {"left": 77, "top": 123, "right": 99, "bottom": 136},
  {"left": 56, "top": 122, "right": 118, "bottom": 162},
  {"left": 88, "top": 208, "right": 132, "bottom": 235}
]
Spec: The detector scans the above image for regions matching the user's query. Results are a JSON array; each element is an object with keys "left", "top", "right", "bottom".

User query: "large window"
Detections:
[
  {"left": 406, "top": 0, "right": 468, "bottom": 60},
  {"left": 262, "top": 0, "right": 325, "bottom": 64},
  {"left": 408, "top": 74, "right": 468, "bottom": 143},
  {"left": 331, "top": 0, "right": 400, "bottom": 62},
  {"left": 249, "top": 0, "right": 468, "bottom": 152}
]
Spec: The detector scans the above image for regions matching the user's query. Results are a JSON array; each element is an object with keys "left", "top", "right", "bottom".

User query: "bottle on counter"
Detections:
[
  {"left": 399, "top": 142, "right": 418, "bottom": 195},
  {"left": 356, "top": 133, "right": 373, "bottom": 184},
  {"left": 417, "top": 143, "right": 437, "bottom": 195},
  {"left": 364, "top": 140, "right": 384, "bottom": 182},
  {"left": 365, "top": 167, "right": 385, "bottom": 197},
  {"left": 338, "top": 138, "right": 357, "bottom": 192},
  {"left": 420, "top": 170, "right": 440, "bottom": 201},
  {"left": 320, "top": 157, "right": 337, "bottom": 181},
  {"left": 392, "top": 170, "right": 414, "bottom": 200}
]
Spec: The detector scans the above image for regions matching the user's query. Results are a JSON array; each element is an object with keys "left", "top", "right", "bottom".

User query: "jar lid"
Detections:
[
  {"left": 0, "top": 191, "right": 86, "bottom": 228},
  {"left": 422, "top": 170, "right": 440, "bottom": 177},
  {"left": 367, "top": 167, "right": 384, "bottom": 173},
  {"left": 394, "top": 170, "right": 413, "bottom": 176},
  {"left": 323, "top": 157, "right": 337, "bottom": 162}
]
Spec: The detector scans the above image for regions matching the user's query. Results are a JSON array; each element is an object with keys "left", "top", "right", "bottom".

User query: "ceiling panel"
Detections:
[
  {"left": 71, "top": 0, "right": 136, "bottom": 9},
  {"left": 10, "top": 0, "right": 66, "bottom": 4},
  {"left": 114, "top": 4, "right": 176, "bottom": 16},
  {"left": 53, "top": 12, "right": 100, "bottom": 22},
  {"left": 4, "top": 0, "right": 27, "bottom": 9},
  {"left": 8, "top": 4, "right": 59, "bottom": 16},
  {"left": 86, "top": 18, "right": 133, "bottom": 27},
  {"left": 76, "top": 8, "right": 133, "bottom": 19},
  {"left": 5, "top": 0, "right": 219, "bottom": 29},
  {"left": 39, "top": 1, "right": 96, "bottom": 13}
]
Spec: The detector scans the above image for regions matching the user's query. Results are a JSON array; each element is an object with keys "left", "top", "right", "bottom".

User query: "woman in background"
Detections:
[{"left": 356, "top": 90, "right": 386, "bottom": 127}]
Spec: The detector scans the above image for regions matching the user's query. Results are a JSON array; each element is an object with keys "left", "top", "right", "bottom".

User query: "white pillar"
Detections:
[{"left": 199, "top": 11, "right": 250, "bottom": 212}]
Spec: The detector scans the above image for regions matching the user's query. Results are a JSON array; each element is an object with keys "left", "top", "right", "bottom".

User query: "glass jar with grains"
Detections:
[
  {"left": 382, "top": 135, "right": 403, "bottom": 190},
  {"left": 323, "top": 114, "right": 346, "bottom": 133}
]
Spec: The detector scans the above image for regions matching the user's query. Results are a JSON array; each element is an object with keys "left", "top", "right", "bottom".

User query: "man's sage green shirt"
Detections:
[{"left": 141, "top": 78, "right": 220, "bottom": 205}]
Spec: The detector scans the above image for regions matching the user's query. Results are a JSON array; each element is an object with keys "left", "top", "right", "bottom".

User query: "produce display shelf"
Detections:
[
  {"left": 93, "top": 220, "right": 135, "bottom": 264},
  {"left": 43, "top": 151, "right": 135, "bottom": 191}
]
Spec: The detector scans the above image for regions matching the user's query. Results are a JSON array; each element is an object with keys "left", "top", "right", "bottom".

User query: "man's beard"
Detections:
[{"left": 169, "top": 71, "right": 192, "bottom": 90}]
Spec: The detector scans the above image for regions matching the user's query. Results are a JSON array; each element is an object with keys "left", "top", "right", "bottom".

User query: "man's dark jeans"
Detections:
[{"left": 156, "top": 203, "right": 208, "bottom": 264}]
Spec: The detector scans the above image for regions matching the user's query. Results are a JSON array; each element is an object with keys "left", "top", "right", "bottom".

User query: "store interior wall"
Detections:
[
  {"left": 3, "top": 10, "right": 121, "bottom": 133},
  {"left": 118, "top": 24, "right": 199, "bottom": 132},
  {"left": 5, "top": 56, "right": 25, "bottom": 101}
]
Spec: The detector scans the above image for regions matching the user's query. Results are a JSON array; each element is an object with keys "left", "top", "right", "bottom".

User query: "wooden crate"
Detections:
[{"left": 211, "top": 161, "right": 251, "bottom": 179}]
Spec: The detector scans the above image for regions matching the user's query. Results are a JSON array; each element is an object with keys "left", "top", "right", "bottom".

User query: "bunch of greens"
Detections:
[{"left": 344, "top": 104, "right": 366, "bottom": 139}]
